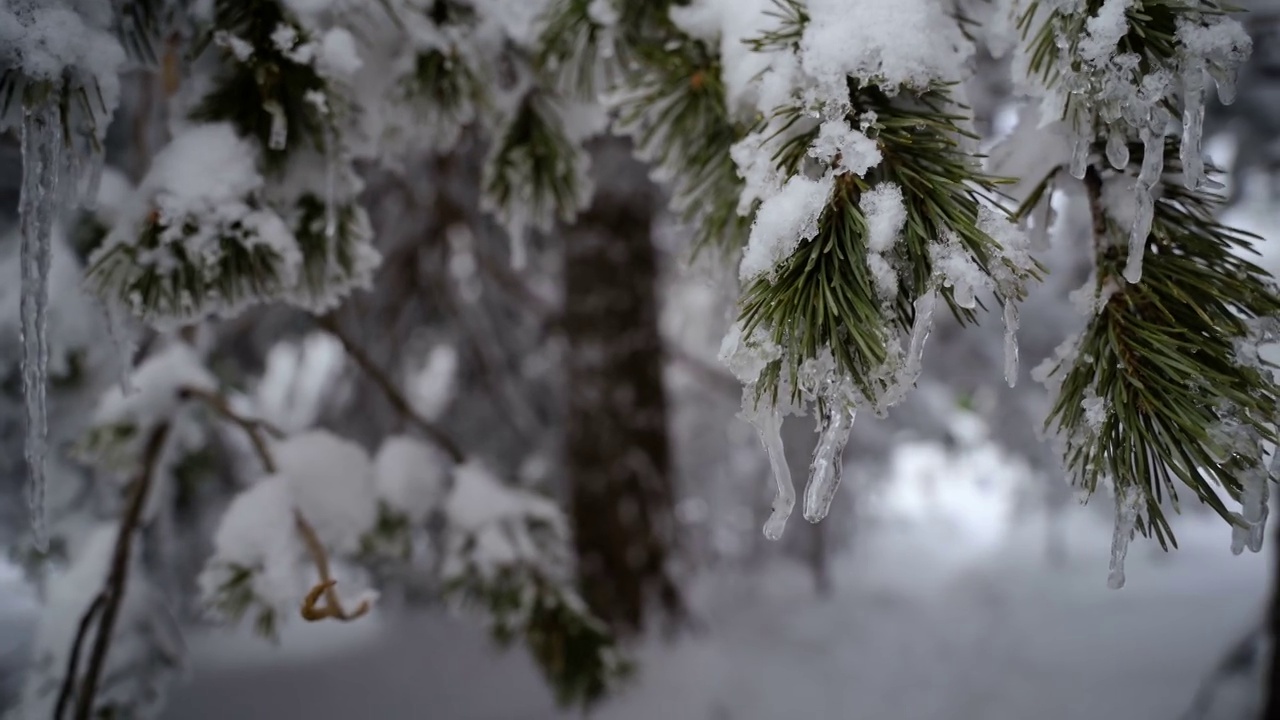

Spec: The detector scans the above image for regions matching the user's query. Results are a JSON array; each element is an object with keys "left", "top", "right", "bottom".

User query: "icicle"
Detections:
[
  {"left": 1124, "top": 129, "right": 1163, "bottom": 285},
  {"left": 19, "top": 98, "right": 64, "bottom": 552},
  {"left": 1069, "top": 135, "right": 1089, "bottom": 180},
  {"left": 1030, "top": 194, "right": 1056, "bottom": 251},
  {"left": 265, "top": 100, "right": 288, "bottom": 151},
  {"left": 99, "top": 301, "right": 136, "bottom": 395},
  {"left": 802, "top": 401, "right": 855, "bottom": 523},
  {"left": 1107, "top": 482, "right": 1141, "bottom": 589},
  {"left": 82, "top": 143, "right": 105, "bottom": 211},
  {"left": 1105, "top": 131, "right": 1129, "bottom": 170},
  {"left": 323, "top": 131, "right": 338, "bottom": 240},
  {"left": 748, "top": 405, "right": 795, "bottom": 540},
  {"left": 903, "top": 289, "right": 937, "bottom": 386},
  {"left": 1003, "top": 300, "right": 1019, "bottom": 388},
  {"left": 510, "top": 226, "right": 528, "bottom": 271},
  {"left": 1179, "top": 63, "right": 1206, "bottom": 191},
  {"left": 1231, "top": 467, "right": 1270, "bottom": 554},
  {"left": 1207, "top": 64, "right": 1238, "bottom": 105}
]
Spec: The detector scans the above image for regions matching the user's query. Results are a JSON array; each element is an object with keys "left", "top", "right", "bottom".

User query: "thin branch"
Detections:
[
  {"left": 177, "top": 385, "right": 283, "bottom": 473},
  {"left": 313, "top": 312, "right": 467, "bottom": 464},
  {"left": 53, "top": 595, "right": 105, "bottom": 720},
  {"left": 294, "top": 510, "right": 372, "bottom": 622},
  {"left": 72, "top": 423, "right": 171, "bottom": 720}
]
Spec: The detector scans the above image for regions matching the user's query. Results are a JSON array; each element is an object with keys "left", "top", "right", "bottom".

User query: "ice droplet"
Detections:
[
  {"left": 1207, "top": 64, "right": 1238, "bottom": 105},
  {"left": 324, "top": 131, "right": 338, "bottom": 240},
  {"left": 903, "top": 290, "right": 937, "bottom": 386},
  {"left": 802, "top": 401, "right": 855, "bottom": 523}
]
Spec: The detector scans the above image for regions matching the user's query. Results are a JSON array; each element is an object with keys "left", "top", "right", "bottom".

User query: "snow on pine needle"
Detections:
[
  {"left": 1015, "top": 0, "right": 1280, "bottom": 565},
  {"left": 720, "top": 0, "right": 1038, "bottom": 540}
]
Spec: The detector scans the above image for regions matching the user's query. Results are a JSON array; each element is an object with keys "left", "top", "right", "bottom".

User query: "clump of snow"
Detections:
[
  {"left": 200, "top": 475, "right": 306, "bottom": 617},
  {"left": 273, "top": 430, "right": 379, "bottom": 555},
  {"left": 317, "top": 27, "right": 362, "bottom": 79},
  {"left": 800, "top": 0, "right": 971, "bottom": 93},
  {"left": 89, "top": 342, "right": 216, "bottom": 437},
  {"left": 931, "top": 233, "right": 990, "bottom": 309},
  {"left": 810, "top": 121, "right": 881, "bottom": 176},
  {"left": 442, "top": 461, "right": 566, "bottom": 579},
  {"left": 1077, "top": 0, "right": 1134, "bottom": 66},
  {"left": 0, "top": 0, "right": 126, "bottom": 134},
  {"left": 718, "top": 321, "right": 782, "bottom": 386},
  {"left": 373, "top": 436, "right": 451, "bottom": 522},
  {"left": 861, "top": 183, "right": 906, "bottom": 253},
  {"left": 739, "top": 174, "right": 835, "bottom": 282}
]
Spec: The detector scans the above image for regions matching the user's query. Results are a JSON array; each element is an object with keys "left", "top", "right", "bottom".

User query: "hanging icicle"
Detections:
[
  {"left": 1124, "top": 128, "right": 1164, "bottom": 285},
  {"left": 1179, "top": 62, "right": 1206, "bottom": 191},
  {"left": 265, "top": 100, "right": 288, "bottom": 151},
  {"left": 748, "top": 405, "right": 795, "bottom": 541},
  {"left": 1107, "top": 482, "right": 1142, "bottom": 589},
  {"left": 324, "top": 129, "right": 339, "bottom": 241},
  {"left": 1003, "top": 301, "right": 1019, "bottom": 388},
  {"left": 802, "top": 400, "right": 855, "bottom": 523},
  {"left": 19, "top": 95, "right": 64, "bottom": 552}
]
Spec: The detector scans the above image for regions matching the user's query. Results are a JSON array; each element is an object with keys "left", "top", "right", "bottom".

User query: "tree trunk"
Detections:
[
  {"left": 563, "top": 140, "right": 683, "bottom": 634},
  {"left": 1262, "top": 519, "right": 1280, "bottom": 720}
]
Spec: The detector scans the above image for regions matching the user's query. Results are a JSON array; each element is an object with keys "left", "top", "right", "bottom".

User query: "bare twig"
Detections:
[
  {"left": 313, "top": 312, "right": 466, "bottom": 464},
  {"left": 71, "top": 423, "right": 171, "bottom": 720},
  {"left": 294, "top": 511, "right": 372, "bottom": 623},
  {"left": 177, "top": 385, "right": 283, "bottom": 472},
  {"left": 53, "top": 595, "right": 105, "bottom": 720}
]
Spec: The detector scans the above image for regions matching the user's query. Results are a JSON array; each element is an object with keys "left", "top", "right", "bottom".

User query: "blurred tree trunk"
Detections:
[
  {"left": 563, "top": 140, "right": 683, "bottom": 634},
  {"left": 1263, "top": 520, "right": 1280, "bottom": 720}
]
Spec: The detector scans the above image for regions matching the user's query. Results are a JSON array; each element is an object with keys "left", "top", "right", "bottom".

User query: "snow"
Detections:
[
  {"left": 0, "top": 1, "right": 126, "bottom": 129},
  {"left": 809, "top": 121, "right": 881, "bottom": 176},
  {"left": 163, "top": 461, "right": 1276, "bottom": 720},
  {"left": 373, "top": 436, "right": 450, "bottom": 522},
  {"left": 317, "top": 27, "right": 362, "bottom": 79},
  {"left": 86, "top": 123, "right": 306, "bottom": 327},
  {"left": 91, "top": 342, "right": 216, "bottom": 434},
  {"left": 442, "top": 460, "right": 566, "bottom": 578},
  {"left": 406, "top": 344, "right": 458, "bottom": 421},
  {"left": 739, "top": 174, "right": 834, "bottom": 283},
  {"left": 1077, "top": 0, "right": 1133, "bottom": 66},
  {"left": 200, "top": 475, "right": 307, "bottom": 620},
  {"left": 800, "top": 0, "right": 970, "bottom": 93},
  {"left": 717, "top": 322, "right": 781, "bottom": 386},
  {"left": 274, "top": 431, "right": 379, "bottom": 555},
  {"left": 861, "top": 183, "right": 906, "bottom": 254}
]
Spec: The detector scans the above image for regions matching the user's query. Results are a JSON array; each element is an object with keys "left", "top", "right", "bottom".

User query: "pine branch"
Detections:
[
  {"left": 740, "top": 81, "right": 1032, "bottom": 405},
  {"left": 1044, "top": 141, "right": 1280, "bottom": 546}
]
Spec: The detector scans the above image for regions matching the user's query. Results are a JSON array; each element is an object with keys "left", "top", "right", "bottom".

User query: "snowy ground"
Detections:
[{"left": 162, "top": 444, "right": 1275, "bottom": 720}]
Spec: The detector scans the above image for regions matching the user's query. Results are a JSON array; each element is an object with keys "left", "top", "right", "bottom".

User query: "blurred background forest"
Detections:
[{"left": 2, "top": 1, "right": 1280, "bottom": 718}]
